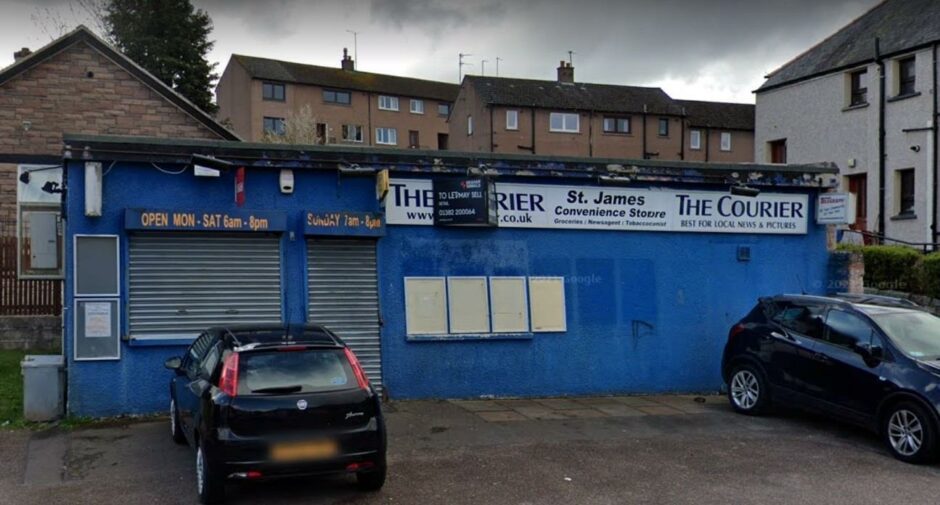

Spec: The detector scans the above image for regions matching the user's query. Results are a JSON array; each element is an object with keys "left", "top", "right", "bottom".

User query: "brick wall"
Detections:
[
  {"left": 0, "top": 163, "right": 14, "bottom": 224},
  {"left": 0, "top": 40, "right": 222, "bottom": 158}
]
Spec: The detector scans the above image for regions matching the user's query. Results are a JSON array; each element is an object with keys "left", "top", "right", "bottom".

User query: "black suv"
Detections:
[
  {"left": 722, "top": 294, "right": 940, "bottom": 463},
  {"left": 165, "top": 324, "right": 386, "bottom": 504}
]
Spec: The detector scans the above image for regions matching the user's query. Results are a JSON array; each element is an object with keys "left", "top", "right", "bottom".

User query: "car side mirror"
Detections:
[
  {"left": 164, "top": 356, "right": 182, "bottom": 371},
  {"left": 856, "top": 342, "right": 884, "bottom": 361}
]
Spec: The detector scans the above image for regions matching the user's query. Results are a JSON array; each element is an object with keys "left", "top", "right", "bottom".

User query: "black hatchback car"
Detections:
[
  {"left": 165, "top": 324, "right": 386, "bottom": 504},
  {"left": 722, "top": 294, "right": 940, "bottom": 464}
]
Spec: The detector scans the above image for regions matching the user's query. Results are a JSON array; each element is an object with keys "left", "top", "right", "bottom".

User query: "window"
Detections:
[
  {"left": 239, "top": 349, "right": 356, "bottom": 394},
  {"left": 873, "top": 311, "right": 940, "bottom": 360},
  {"left": 897, "top": 168, "right": 915, "bottom": 216},
  {"left": 603, "top": 116, "right": 630, "bottom": 134},
  {"left": 378, "top": 95, "right": 399, "bottom": 111},
  {"left": 17, "top": 165, "right": 64, "bottom": 278},
  {"left": 658, "top": 118, "right": 669, "bottom": 137},
  {"left": 447, "top": 277, "right": 490, "bottom": 334},
  {"left": 438, "top": 103, "right": 450, "bottom": 116},
  {"left": 341, "top": 124, "right": 363, "bottom": 143},
  {"left": 467, "top": 115, "right": 473, "bottom": 136},
  {"left": 720, "top": 132, "right": 732, "bottom": 152},
  {"left": 404, "top": 278, "right": 448, "bottom": 334},
  {"left": 375, "top": 127, "right": 398, "bottom": 145},
  {"left": 529, "top": 277, "right": 566, "bottom": 332},
  {"left": 769, "top": 139, "right": 787, "bottom": 163},
  {"left": 549, "top": 112, "right": 579, "bottom": 133},
  {"left": 489, "top": 277, "right": 529, "bottom": 333},
  {"left": 898, "top": 56, "right": 916, "bottom": 96},
  {"left": 262, "top": 116, "right": 285, "bottom": 136},
  {"left": 410, "top": 99, "right": 424, "bottom": 114},
  {"left": 770, "top": 301, "right": 826, "bottom": 340},
  {"left": 825, "top": 309, "right": 874, "bottom": 350},
  {"left": 690, "top": 130, "right": 702, "bottom": 150},
  {"left": 323, "top": 89, "right": 351, "bottom": 105},
  {"left": 849, "top": 69, "right": 868, "bottom": 106},
  {"left": 437, "top": 133, "right": 449, "bottom": 150},
  {"left": 506, "top": 110, "right": 519, "bottom": 130},
  {"left": 262, "top": 82, "right": 285, "bottom": 101},
  {"left": 409, "top": 130, "right": 419, "bottom": 149}
]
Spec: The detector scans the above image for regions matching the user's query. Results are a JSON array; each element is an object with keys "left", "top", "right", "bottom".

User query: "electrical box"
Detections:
[
  {"left": 29, "top": 212, "right": 58, "bottom": 269},
  {"left": 84, "top": 162, "right": 102, "bottom": 217}
]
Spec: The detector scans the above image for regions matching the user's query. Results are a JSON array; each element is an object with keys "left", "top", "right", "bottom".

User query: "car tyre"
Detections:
[
  {"left": 196, "top": 441, "right": 226, "bottom": 504},
  {"left": 356, "top": 456, "right": 387, "bottom": 491},
  {"left": 883, "top": 401, "right": 938, "bottom": 464},
  {"left": 170, "top": 397, "right": 186, "bottom": 445},
  {"left": 727, "top": 364, "right": 770, "bottom": 415}
]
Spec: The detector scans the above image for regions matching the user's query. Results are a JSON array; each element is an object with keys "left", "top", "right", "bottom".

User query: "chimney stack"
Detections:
[
  {"left": 557, "top": 60, "right": 574, "bottom": 83},
  {"left": 341, "top": 47, "right": 355, "bottom": 71},
  {"left": 13, "top": 47, "right": 31, "bottom": 61}
]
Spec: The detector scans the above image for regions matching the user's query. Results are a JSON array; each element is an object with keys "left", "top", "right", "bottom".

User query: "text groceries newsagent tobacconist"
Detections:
[{"left": 61, "top": 135, "right": 838, "bottom": 417}]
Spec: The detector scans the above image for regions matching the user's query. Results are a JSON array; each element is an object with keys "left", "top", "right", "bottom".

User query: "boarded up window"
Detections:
[
  {"left": 489, "top": 277, "right": 529, "bottom": 333},
  {"left": 447, "top": 277, "right": 490, "bottom": 333},
  {"left": 529, "top": 277, "right": 566, "bottom": 332},
  {"left": 404, "top": 278, "right": 447, "bottom": 334}
]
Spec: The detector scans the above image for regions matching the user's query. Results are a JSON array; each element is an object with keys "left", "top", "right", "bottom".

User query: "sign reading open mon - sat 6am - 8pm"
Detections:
[
  {"left": 386, "top": 179, "right": 809, "bottom": 234},
  {"left": 125, "top": 209, "right": 287, "bottom": 232}
]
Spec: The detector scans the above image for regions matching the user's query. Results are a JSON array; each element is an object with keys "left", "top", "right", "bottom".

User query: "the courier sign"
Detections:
[{"left": 388, "top": 179, "right": 808, "bottom": 234}]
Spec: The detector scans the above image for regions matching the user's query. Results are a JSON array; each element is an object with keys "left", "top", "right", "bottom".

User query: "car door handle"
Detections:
[
  {"left": 770, "top": 331, "right": 789, "bottom": 341},
  {"left": 813, "top": 352, "right": 830, "bottom": 363}
]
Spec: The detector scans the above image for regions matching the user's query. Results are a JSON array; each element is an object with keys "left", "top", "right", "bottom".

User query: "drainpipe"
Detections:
[
  {"left": 489, "top": 106, "right": 494, "bottom": 152},
  {"left": 876, "top": 38, "right": 887, "bottom": 239},
  {"left": 642, "top": 105, "right": 648, "bottom": 159},
  {"left": 932, "top": 42, "right": 939, "bottom": 246},
  {"left": 705, "top": 127, "right": 711, "bottom": 162},
  {"left": 367, "top": 91, "right": 373, "bottom": 146},
  {"left": 530, "top": 108, "right": 536, "bottom": 155},
  {"left": 588, "top": 110, "right": 594, "bottom": 157},
  {"left": 679, "top": 111, "right": 686, "bottom": 161}
]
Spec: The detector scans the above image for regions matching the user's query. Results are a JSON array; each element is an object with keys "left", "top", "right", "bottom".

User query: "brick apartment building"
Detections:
[
  {"left": 0, "top": 25, "right": 235, "bottom": 323},
  {"left": 216, "top": 50, "right": 459, "bottom": 149},
  {"left": 450, "top": 62, "right": 754, "bottom": 162}
]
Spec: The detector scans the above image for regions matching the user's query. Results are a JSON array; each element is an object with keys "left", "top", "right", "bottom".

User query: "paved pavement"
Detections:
[{"left": 1, "top": 394, "right": 939, "bottom": 504}]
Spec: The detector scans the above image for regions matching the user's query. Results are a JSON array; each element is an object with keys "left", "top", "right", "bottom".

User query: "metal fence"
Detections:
[{"left": 0, "top": 220, "right": 62, "bottom": 316}]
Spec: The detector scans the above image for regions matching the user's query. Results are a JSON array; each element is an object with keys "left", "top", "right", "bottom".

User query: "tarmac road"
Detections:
[{"left": 2, "top": 396, "right": 938, "bottom": 505}]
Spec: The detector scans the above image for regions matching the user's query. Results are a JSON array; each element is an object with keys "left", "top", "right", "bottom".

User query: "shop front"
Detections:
[{"left": 61, "top": 134, "right": 837, "bottom": 416}]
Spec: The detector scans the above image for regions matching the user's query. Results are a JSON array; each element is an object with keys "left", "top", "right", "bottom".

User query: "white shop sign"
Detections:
[
  {"left": 816, "top": 193, "right": 855, "bottom": 225},
  {"left": 386, "top": 179, "right": 808, "bottom": 235}
]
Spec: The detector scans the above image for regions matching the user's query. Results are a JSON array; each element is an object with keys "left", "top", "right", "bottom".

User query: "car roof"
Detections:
[
  {"left": 767, "top": 293, "right": 924, "bottom": 313},
  {"left": 207, "top": 323, "right": 343, "bottom": 349}
]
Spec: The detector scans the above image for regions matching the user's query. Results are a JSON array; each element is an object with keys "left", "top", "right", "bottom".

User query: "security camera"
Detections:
[{"left": 911, "top": 145, "right": 921, "bottom": 152}]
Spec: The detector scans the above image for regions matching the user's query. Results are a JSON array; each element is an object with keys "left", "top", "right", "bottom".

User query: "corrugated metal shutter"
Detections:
[
  {"left": 307, "top": 238, "right": 382, "bottom": 389},
  {"left": 129, "top": 233, "right": 282, "bottom": 338}
]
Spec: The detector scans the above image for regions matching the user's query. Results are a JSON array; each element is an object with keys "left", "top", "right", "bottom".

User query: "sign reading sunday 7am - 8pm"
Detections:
[{"left": 386, "top": 179, "right": 808, "bottom": 234}]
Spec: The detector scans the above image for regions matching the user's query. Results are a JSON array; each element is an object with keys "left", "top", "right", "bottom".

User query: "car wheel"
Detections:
[
  {"left": 883, "top": 401, "right": 938, "bottom": 464},
  {"left": 196, "top": 442, "right": 226, "bottom": 504},
  {"left": 356, "top": 456, "right": 387, "bottom": 491},
  {"left": 728, "top": 365, "right": 769, "bottom": 415},
  {"left": 170, "top": 398, "right": 186, "bottom": 445}
]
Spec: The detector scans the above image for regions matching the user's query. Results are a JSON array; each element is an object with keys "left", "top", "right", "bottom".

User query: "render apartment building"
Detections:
[
  {"left": 449, "top": 62, "right": 755, "bottom": 162},
  {"left": 216, "top": 50, "right": 459, "bottom": 149},
  {"left": 755, "top": 0, "right": 940, "bottom": 245}
]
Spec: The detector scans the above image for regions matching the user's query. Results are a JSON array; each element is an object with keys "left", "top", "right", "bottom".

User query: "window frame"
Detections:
[
  {"left": 549, "top": 112, "right": 580, "bottom": 133},
  {"left": 849, "top": 69, "right": 868, "bottom": 106},
  {"left": 262, "top": 81, "right": 285, "bottom": 102},
  {"left": 375, "top": 127, "right": 398, "bottom": 145},
  {"left": 323, "top": 89, "right": 351, "bottom": 105},
  {"left": 378, "top": 95, "right": 399, "bottom": 111},
  {"left": 506, "top": 109, "right": 519, "bottom": 130},
  {"left": 897, "top": 56, "right": 916, "bottom": 96},
  {"left": 720, "top": 132, "right": 732, "bottom": 152},
  {"left": 438, "top": 103, "right": 450, "bottom": 117},
  {"left": 16, "top": 164, "right": 64, "bottom": 279},
  {"left": 770, "top": 301, "right": 827, "bottom": 341},
  {"left": 897, "top": 168, "right": 916, "bottom": 216},
  {"left": 262, "top": 116, "right": 286, "bottom": 136},
  {"left": 690, "top": 129, "right": 702, "bottom": 150},
  {"left": 823, "top": 308, "right": 877, "bottom": 351},
  {"left": 341, "top": 124, "right": 363, "bottom": 143},
  {"left": 603, "top": 116, "right": 631, "bottom": 134},
  {"left": 658, "top": 118, "right": 669, "bottom": 137},
  {"left": 409, "top": 99, "right": 424, "bottom": 114}
]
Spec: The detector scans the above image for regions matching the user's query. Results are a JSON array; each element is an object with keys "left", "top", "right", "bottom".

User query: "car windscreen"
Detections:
[
  {"left": 238, "top": 349, "right": 355, "bottom": 395},
  {"left": 871, "top": 311, "right": 940, "bottom": 360}
]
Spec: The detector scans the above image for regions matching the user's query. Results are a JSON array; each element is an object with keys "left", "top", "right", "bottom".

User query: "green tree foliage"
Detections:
[{"left": 104, "top": 0, "right": 218, "bottom": 113}]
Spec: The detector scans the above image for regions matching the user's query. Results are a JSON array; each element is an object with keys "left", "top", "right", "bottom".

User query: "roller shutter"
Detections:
[
  {"left": 129, "top": 233, "right": 282, "bottom": 339},
  {"left": 307, "top": 238, "right": 382, "bottom": 389}
]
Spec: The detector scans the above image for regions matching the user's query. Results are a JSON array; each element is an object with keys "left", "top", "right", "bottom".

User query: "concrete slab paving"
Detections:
[
  {"left": 534, "top": 398, "right": 584, "bottom": 410},
  {"left": 476, "top": 410, "right": 528, "bottom": 422},
  {"left": 637, "top": 405, "right": 685, "bottom": 416},
  {"left": 447, "top": 400, "right": 508, "bottom": 412},
  {"left": 558, "top": 408, "right": 607, "bottom": 419}
]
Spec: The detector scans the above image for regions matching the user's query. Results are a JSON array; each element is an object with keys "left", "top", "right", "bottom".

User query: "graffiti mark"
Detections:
[{"left": 631, "top": 319, "right": 655, "bottom": 350}]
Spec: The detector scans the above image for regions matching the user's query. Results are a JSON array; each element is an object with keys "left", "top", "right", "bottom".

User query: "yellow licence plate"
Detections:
[{"left": 270, "top": 440, "right": 339, "bottom": 462}]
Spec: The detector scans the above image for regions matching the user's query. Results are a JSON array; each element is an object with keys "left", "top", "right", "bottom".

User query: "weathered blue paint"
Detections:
[{"left": 63, "top": 159, "right": 829, "bottom": 417}]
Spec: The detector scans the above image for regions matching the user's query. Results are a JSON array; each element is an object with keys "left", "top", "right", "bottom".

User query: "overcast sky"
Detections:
[{"left": 1, "top": 0, "right": 880, "bottom": 104}]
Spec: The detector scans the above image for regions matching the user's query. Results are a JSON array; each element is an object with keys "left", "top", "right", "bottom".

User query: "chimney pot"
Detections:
[
  {"left": 13, "top": 47, "right": 31, "bottom": 61},
  {"left": 341, "top": 47, "right": 355, "bottom": 71}
]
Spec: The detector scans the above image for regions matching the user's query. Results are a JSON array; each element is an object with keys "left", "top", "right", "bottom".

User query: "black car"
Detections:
[
  {"left": 164, "top": 324, "right": 386, "bottom": 504},
  {"left": 722, "top": 294, "right": 940, "bottom": 464}
]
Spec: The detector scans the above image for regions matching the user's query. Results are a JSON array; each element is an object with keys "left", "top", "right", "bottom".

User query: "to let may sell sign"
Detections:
[{"left": 386, "top": 178, "right": 809, "bottom": 234}]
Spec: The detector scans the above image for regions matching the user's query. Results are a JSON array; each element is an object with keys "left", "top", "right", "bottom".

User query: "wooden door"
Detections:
[{"left": 847, "top": 174, "right": 868, "bottom": 232}]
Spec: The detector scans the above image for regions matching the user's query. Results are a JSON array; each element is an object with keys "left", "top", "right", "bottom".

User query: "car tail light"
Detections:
[
  {"left": 219, "top": 352, "right": 240, "bottom": 397},
  {"left": 277, "top": 345, "right": 308, "bottom": 352},
  {"left": 729, "top": 323, "right": 746, "bottom": 339},
  {"left": 246, "top": 471, "right": 263, "bottom": 479},
  {"left": 346, "top": 462, "right": 375, "bottom": 472},
  {"left": 344, "top": 347, "right": 370, "bottom": 391}
]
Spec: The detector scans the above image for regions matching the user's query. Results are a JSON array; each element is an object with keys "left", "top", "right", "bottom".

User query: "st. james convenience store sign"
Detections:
[{"left": 386, "top": 179, "right": 808, "bottom": 234}]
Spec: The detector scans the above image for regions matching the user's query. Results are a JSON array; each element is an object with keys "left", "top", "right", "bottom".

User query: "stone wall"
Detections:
[{"left": 0, "top": 316, "right": 60, "bottom": 350}]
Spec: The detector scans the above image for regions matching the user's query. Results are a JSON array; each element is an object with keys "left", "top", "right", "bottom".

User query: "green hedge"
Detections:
[
  {"left": 924, "top": 252, "right": 940, "bottom": 299},
  {"left": 836, "top": 244, "right": 924, "bottom": 293}
]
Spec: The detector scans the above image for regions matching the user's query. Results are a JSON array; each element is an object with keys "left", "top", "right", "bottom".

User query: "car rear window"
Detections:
[{"left": 238, "top": 349, "right": 355, "bottom": 395}]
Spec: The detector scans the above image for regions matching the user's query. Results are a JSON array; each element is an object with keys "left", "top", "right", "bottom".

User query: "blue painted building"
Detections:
[{"left": 60, "top": 134, "right": 838, "bottom": 417}]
